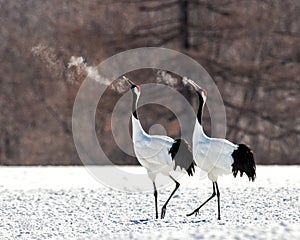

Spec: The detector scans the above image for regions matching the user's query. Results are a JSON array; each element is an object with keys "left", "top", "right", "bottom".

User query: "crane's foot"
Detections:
[
  {"left": 161, "top": 206, "right": 166, "bottom": 219},
  {"left": 186, "top": 208, "right": 200, "bottom": 217}
]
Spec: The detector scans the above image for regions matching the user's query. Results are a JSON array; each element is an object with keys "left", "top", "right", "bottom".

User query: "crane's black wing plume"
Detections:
[
  {"left": 231, "top": 144, "right": 256, "bottom": 181},
  {"left": 169, "top": 139, "right": 196, "bottom": 176}
]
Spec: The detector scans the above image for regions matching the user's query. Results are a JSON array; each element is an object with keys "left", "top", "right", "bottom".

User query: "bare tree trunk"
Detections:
[{"left": 179, "top": 0, "right": 189, "bottom": 49}]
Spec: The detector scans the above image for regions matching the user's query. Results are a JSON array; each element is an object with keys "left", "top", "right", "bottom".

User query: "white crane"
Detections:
[
  {"left": 123, "top": 76, "right": 196, "bottom": 219},
  {"left": 185, "top": 79, "right": 256, "bottom": 220}
]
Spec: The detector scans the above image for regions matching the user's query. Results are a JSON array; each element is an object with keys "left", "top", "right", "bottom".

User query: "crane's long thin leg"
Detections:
[
  {"left": 153, "top": 182, "right": 158, "bottom": 219},
  {"left": 161, "top": 175, "right": 180, "bottom": 219},
  {"left": 186, "top": 181, "right": 216, "bottom": 217},
  {"left": 215, "top": 182, "right": 221, "bottom": 220}
]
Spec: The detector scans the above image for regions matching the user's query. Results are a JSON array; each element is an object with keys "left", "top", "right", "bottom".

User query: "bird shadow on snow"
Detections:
[
  {"left": 128, "top": 218, "right": 211, "bottom": 225},
  {"left": 129, "top": 219, "right": 150, "bottom": 225}
]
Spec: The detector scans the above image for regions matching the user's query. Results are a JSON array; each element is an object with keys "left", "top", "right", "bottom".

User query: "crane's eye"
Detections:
[
  {"left": 136, "top": 85, "right": 141, "bottom": 92},
  {"left": 203, "top": 90, "right": 207, "bottom": 97}
]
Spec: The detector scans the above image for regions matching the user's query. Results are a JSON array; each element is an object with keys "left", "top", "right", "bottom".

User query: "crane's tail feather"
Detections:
[
  {"left": 169, "top": 139, "right": 196, "bottom": 176},
  {"left": 231, "top": 144, "right": 256, "bottom": 181}
]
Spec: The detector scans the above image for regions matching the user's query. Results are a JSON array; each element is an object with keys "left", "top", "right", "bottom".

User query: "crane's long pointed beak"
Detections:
[
  {"left": 187, "top": 79, "right": 203, "bottom": 91},
  {"left": 123, "top": 76, "right": 135, "bottom": 87}
]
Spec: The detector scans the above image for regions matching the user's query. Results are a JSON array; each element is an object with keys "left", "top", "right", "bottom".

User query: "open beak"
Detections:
[{"left": 123, "top": 76, "right": 135, "bottom": 87}]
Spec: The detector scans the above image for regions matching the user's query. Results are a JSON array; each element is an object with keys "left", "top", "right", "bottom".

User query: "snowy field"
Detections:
[{"left": 0, "top": 165, "right": 299, "bottom": 239}]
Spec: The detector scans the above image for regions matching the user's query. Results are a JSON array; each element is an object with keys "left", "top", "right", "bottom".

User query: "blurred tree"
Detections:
[{"left": 0, "top": 0, "right": 299, "bottom": 165}]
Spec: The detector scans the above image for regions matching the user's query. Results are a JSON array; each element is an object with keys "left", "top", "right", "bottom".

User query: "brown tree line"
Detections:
[{"left": 0, "top": 0, "right": 299, "bottom": 165}]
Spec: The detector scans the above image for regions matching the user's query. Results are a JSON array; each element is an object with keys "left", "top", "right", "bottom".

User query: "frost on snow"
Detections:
[{"left": 0, "top": 166, "right": 299, "bottom": 239}]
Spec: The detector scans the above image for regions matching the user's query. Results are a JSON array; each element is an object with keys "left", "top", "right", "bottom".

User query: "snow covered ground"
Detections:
[{"left": 0, "top": 165, "right": 299, "bottom": 239}]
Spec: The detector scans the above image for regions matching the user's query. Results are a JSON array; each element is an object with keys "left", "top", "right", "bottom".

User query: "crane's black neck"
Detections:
[
  {"left": 196, "top": 92, "right": 204, "bottom": 125},
  {"left": 132, "top": 90, "right": 139, "bottom": 119}
]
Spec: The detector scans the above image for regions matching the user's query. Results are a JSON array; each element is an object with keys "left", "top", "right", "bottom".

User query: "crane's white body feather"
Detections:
[
  {"left": 132, "top": 117, "right": 182, "bottom": 179},
  {"left": 193, "top": 120, "right": 238, "bottom": 182}
]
